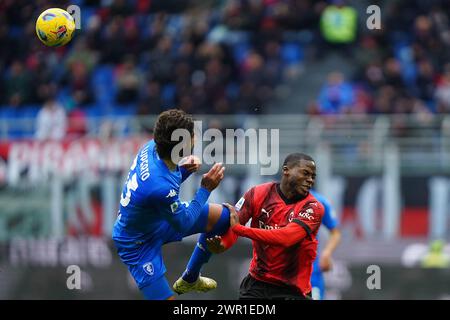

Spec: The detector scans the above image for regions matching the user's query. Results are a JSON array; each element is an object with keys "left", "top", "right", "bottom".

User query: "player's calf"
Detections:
[{"left": 177, "top": 204, "right": 230, "bottom": 291}]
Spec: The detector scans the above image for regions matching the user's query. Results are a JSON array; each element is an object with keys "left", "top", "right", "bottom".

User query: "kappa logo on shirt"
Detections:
[{"left": 166, "top": 189, "right": 177, "bottom": 198}]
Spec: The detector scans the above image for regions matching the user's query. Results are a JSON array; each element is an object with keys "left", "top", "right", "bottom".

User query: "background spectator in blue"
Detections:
[{"left": 318, "top": 72, "right": 354, "bottom": 114}]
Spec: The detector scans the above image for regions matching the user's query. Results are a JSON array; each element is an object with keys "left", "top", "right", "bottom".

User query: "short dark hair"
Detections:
[
  {"left": 283, "top": 153, "right": 315, "bottom": 167},
  {"left": 153, "top": 109, "right": 194, "bottom": 159}
]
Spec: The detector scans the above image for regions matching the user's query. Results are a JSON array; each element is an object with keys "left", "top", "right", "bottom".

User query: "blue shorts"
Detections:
[
  {"left": 140, "top": 275, "right": 173, "bottom": 300},
  {"left": 113, "top": 204, "right": 210, "bottom": 295}
]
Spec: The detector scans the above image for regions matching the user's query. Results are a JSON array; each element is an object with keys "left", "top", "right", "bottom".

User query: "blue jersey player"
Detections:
[
  {"left": 112, "top": 109, "right": 231, "bottom": 300},
  {"left": 310, "top": 191, "right": 341, "bottom": 300}
]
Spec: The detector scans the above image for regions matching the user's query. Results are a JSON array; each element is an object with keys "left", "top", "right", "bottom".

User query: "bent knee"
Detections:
[
  {"left": 206, "top": 203, "right": 223, "bottom": 232},
  {"left": 206, "top": 203, "right": 229, "bottom": 233}
]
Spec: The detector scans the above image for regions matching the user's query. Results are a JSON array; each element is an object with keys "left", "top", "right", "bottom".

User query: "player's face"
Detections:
[{"left": 287, "top": 160, "right": 316, "bottom": 197}]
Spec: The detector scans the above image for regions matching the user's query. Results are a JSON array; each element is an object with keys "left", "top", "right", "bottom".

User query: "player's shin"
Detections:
[{"left": 182, "top": 233, "right": 212, "bottom": 283}]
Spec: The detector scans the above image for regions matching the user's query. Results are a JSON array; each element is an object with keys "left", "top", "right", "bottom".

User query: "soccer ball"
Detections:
[{"left": 35, "top": 8, "right": 76, "bottom": 47}]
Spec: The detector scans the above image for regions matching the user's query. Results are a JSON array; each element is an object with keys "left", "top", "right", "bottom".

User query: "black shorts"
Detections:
[{"left": 239, "top": 274, "right": 312, "bottom": 300}]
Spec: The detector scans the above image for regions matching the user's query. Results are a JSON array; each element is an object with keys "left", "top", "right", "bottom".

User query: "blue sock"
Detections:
[{"left": 182, "top": 205, "right": 230, "bottom": 283}]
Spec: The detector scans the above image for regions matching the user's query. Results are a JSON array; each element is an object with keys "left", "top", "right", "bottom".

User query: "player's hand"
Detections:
[
  {"left": 222, "top": 203, "right": 239, "bottom": 227},
  {"left": 201, "top": 163, "right": 225, "bottom": 192},
  {"left": 319, "top": 253, "right": 333, "bottom": 272},
  {"left": 206, "top": 235, "right": 227, "bottom": 254},
  {"left": 179, "top": 155, "right": 201, "bottom": 173}
]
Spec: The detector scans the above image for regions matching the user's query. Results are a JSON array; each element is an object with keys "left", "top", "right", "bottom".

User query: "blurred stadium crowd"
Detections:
[
  {"left": 311, "top": 0, "right": 450, "bottom": 116},
  {"left": 1, "top": 1, "right": 450, "bottom": 301},
  {"left": 0, "top": 0, "right": 450, "bottom": 139}
]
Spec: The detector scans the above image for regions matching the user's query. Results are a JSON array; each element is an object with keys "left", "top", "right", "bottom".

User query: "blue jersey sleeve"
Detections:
[
  {"left": 320, "top": 197, "right": 339, "bottom": 231},
  {"left": 179, "top": 166, "right": 192, "bottom": 182},
  {"left": 150, "top": 183, "right": 211, "bottom": 233}
]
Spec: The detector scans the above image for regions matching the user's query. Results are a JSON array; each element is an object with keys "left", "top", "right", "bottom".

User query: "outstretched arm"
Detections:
[
  {"left": 223, "top": 203, "right": 309, "bottom": 248},
  {"left": 232, "top": 222, "right": 308, "bottom": 247},
  {"left": 162, "top": 163, "right": 224, "bottom": 233},
  {"left": 222, "top": 201, "right": 324, "bottom": 248},
  {"left": 320, "top": 228, "right": 341, "bottom": 271},
  {"left": 165, "top": 187, "right": 210, "bottom": 233},
  {"left": 317, "top": 195, "right": 341, "bottom": 271}
]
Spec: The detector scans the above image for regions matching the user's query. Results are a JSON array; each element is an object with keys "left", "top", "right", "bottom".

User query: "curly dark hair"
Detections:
[
  {"left": 283, "top": 153, "right": 314, "bottom": 167},
  {"left": 153, "top": 109, "right": 194, "bottom": 159}
]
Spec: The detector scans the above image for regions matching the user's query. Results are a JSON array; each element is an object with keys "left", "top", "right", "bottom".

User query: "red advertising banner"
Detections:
[{"left": 0, "top": 136, "right": 151, "bottom": 185}]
